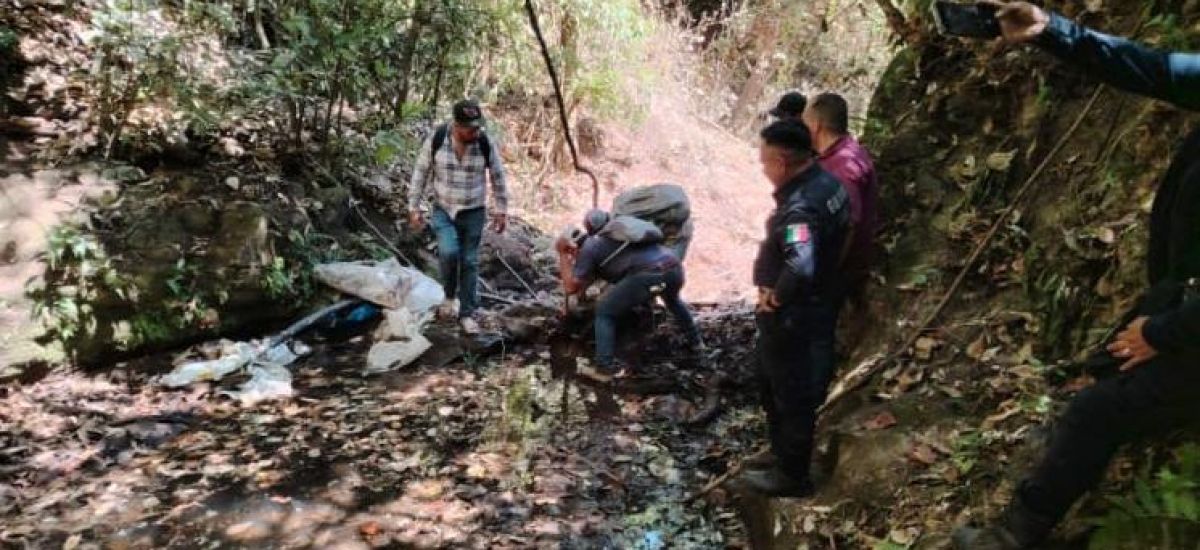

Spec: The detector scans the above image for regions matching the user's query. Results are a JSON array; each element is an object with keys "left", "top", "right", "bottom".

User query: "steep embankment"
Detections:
[{"left": 754, "top": 2, "right": 1199, "bottom": 548}]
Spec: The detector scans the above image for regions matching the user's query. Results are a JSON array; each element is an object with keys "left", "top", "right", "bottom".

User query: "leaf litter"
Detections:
[{"left": 0, "top": 303, "right": 765, "bottom": 549}]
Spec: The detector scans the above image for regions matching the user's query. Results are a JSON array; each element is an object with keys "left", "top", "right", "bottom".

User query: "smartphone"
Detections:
[{"left": 932, "top": 1, "right": 1001, "bottom": 39}]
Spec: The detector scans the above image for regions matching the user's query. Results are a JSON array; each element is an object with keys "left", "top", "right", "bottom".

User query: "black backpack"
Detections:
[{"left": 431, "top": 124, "right": 492, "bottom": 169}]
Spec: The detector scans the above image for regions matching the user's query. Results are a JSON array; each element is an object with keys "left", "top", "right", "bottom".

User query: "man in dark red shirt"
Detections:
[{"left": 803, "top": 93, "right": 879, "bottom": 303}]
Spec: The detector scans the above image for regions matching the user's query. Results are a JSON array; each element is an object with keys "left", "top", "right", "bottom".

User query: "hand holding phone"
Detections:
[{"left": 932, "top": 1, "right": 1001, "bottom": 39}]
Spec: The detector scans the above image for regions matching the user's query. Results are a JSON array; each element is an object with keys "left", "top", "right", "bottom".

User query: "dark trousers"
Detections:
[
  {"left": 756, "top": 302, "right": 840, "bottom": 481},
  {"left": 430, "top": 206, "right": 486, "bottom": 317},
  {"left": 594, "top": 265, "right": 700, "bottom": 368},
  {"left": 1016, "top": 350, "right": 1200, "bottom": 529}
]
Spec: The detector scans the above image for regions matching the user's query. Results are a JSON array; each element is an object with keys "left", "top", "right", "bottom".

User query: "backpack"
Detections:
[
  {"left": 431, "top": 123, "right": 492, "bottom": 168},
  {"left": 612, "top": 183, "right": 692, "bottom": 260},
  {"left": 596, "top": 215, "right": 664, "bottom": 267}
]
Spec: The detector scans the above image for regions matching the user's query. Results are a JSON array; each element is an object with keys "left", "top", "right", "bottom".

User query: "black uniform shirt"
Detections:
[{"left": 753, "top": 163, "right": 851, "bottom": 306}]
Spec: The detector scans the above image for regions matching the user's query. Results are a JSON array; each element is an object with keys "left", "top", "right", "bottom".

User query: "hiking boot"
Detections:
[
  {"left": 437, "top": 299, "right": 460, "bottom": 320},
  {"left": 732, "top": 466, "right": 815, "bottom": 498}
]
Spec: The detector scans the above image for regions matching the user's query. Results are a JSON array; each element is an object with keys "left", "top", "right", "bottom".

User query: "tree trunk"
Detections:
[
  {"left": 552, "top": 8, "right": 578, "bottom": 169},
  {"left": 729, "top": 0, "right": 782, "bottom": 130},
  {"left": 393, "top": 0, "right": 427, "bottom": 119},
  {"left": 429, "top": 48, "right": 446, "bottom": 111},
  {"left": 250, "top": 0, "right": 270, "bottom": 49}
]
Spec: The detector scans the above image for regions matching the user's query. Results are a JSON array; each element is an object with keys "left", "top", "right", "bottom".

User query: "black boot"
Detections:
[
  {"left": 733, "top": 466, "right": 815, "bottom": 498},
  {"left": 952, "top": 498, "right": 1055, "bottom": 549}
]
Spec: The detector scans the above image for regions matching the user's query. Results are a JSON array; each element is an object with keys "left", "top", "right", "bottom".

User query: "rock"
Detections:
[
  {"left": 99, "top": 165, "right": 147, "bottom": 184},
  {"left": 210, "top": 201, "right": 271, "bottom": 267},
  {"left": 311, "top": 186, "right": 351, "bottom": 231}
]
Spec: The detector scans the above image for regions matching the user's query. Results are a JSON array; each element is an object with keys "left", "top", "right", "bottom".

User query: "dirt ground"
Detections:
[{"left": 0, "top": 307, "right": 768, "bottom": 549}]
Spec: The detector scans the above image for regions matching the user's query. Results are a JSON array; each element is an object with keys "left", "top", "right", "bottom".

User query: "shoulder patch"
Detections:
[
  {"left": 785, "top": 223, "right": 811, "bottom": 244},
  {"left": 825, "top": 186, "right": 848, "bottom": 215}
]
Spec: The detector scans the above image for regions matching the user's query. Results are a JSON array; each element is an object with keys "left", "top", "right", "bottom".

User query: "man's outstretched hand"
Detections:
[
  {"left": 1108, "top": 316, "right": 1159, "bottom": 372},
  {"left": 981, "top": 1, "right": 1050, "bottom": 44}
]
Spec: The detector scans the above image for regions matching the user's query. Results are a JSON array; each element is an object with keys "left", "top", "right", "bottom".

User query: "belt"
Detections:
[{"left": 638, "top": 259, "right": 680, "bottom": 274}]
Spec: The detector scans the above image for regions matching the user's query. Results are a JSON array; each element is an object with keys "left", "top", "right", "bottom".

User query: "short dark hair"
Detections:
[
  {"left": 760, "top": 119, "right": 814, "bottom": 165},
  {"left": 809, "top": 93, "right": 849, "bottom": 135}
]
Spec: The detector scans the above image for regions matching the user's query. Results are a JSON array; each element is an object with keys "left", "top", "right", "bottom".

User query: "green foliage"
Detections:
[
  {"left": 27, "top": 226, "right": 133, "bottom": 360},
  {"left": 263, "top": 228, "right": 350, "bottom": 301},
  {"left": 1091, "top": 444, "right": 1200, "bottom": 550},
  {"left": 1142, "top": 14, "right": 1197, "bottom": 51},
  {"left": 83, "top": 0, "right": 236, "bottom": 156},
  {"left": 563, "top": 0, "right": 657, "bottom": 122}
]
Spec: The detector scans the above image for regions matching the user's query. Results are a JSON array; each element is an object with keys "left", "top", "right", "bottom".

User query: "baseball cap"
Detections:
[
  {"left": 769, "top": 91, "right": 807, "bottom": 118},
  {"left": 452, "top": 99, "right": 485, "bottom": 128}
]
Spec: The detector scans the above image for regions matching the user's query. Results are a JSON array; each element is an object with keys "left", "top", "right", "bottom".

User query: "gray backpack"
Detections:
[
  {"left": 612, "top": 184, "right": 692, "bottom": 261},
  {"left": 596, "top": 215, "right": 664, "bottom": 267}
]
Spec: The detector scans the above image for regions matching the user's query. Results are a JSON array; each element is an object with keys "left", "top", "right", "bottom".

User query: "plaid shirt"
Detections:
[{"left": 407, "top": 128, "right": 508, "bottom": 218}]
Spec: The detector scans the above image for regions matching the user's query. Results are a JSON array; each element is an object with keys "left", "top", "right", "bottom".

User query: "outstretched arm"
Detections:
[{"left": 986, "top": 1, "right": 1200, "bottom": 110}]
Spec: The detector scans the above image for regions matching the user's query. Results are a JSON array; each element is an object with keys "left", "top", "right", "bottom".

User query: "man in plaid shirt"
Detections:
[{"left": 408, "top": 99, "right": 509, "bottom": 333}]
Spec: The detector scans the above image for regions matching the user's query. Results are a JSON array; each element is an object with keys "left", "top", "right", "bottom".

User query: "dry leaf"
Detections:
[
  {"left": 986, "top": 150, "right": 1017, "bottom": 172},
  {"left": 863, "top": 411, "right": 898, "bottom": 431},
  {"left": 908, "top": 443, "right": 940, "bottom": 465},
  {"left": 966, "top": 336, "right": 987, "bottom": 360},
  {"left": 982, "top": 400, "right": 1021, "bottom": 429},
  {"left": 62, "top": 534, "right": 82, "bottom": 550},
  {"left": 914, "top": 337, "right": 938, "bottom": 360},
  {"left": 1062, "top": 375, "right": 1095, "bottom": 393},
  {"left": 359, "top": 521, "right": 381, "bottom": 537}
]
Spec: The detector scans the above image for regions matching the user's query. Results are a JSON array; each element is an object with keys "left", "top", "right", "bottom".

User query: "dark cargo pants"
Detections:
[{"left": 756, "top": 302, "right": 840, "bottom": 481}]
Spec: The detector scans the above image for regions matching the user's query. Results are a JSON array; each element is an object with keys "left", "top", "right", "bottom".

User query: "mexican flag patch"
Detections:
[{"left": 785, "top": 223, "right": 811, "bottom": 244}]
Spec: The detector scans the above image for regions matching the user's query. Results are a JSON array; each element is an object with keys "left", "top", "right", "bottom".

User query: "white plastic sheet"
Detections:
[
  {"left": 160, "top": 342, "right": 257, "bottom": 388},
  {"left": 365, "top": 308, "right": 432, "bottom": 373},
  {"left": 159, "top": 340, "right": 307, "bottom": 406},
  {"left": 313, "top": 258, "right": 444, "bottom": 315},
  {"left": 219, "top": 364, "right": 294, "bottom": 405}
]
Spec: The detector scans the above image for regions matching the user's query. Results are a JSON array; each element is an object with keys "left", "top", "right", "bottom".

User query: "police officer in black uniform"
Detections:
[
  {"left": 954, "top": 3, "right": 1200, "bottom": 548},
  {"left": 735, "top": 119, "right": 850, "bottom": 497}
]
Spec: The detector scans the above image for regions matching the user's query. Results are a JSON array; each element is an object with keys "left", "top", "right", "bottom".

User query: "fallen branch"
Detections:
[
  {"left": 818, "top": 85, "right": 1105, "bottom": 416},
  {"left": 480, "top": 292, "right": 517, "bottom": 305},
  {"left": 684, "top": 446, "right": 769, "bottom": 504},
  {"left": 346, "top": 196, "right": 417, "bottom": 267},
  {"left": 496, "top": 254, "right": 537, "bottom": 296}
]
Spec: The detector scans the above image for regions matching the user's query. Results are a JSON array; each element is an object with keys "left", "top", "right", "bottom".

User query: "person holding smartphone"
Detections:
[{"left": 949, "top": 2, "right": 1200, "bottom": 548}]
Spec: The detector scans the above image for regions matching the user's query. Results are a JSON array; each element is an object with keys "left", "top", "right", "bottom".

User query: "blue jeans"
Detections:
[
  {"left": 430, "top": 206, "right": 486, "bottom": 318},
  {"left": 594, "top": 265, "right": 700, "bottom": 369}
]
